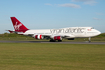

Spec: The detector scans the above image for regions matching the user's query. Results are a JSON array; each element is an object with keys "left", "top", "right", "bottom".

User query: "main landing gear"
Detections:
[
  {"left": 88, "top": 37, "right": 91, "bottom": 43},
  {"left": 49, "top": 39, "right": 62, "bottom": 42},
  {"left": 58, "top": 40, "right": 62, "bottom": 42},
  {"left": 50, "top": 39, "right": 56, "bottom": 42}
]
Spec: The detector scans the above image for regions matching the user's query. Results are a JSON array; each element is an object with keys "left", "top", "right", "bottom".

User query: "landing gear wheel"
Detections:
[
  {"left": 58, "top": 40, "right": 62, "bottom": 42},
  {"left": 49, "top": 39, "right": 56, "bottom": 42},
  {"left": 88, "top": 37, "right": 91, "bottom": 43}
]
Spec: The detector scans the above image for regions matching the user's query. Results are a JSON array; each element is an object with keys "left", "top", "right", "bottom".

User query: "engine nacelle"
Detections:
[
  {"left": 53, "top": 36, "right": 62, "bottom": 40},
  {"left": 34, "top": 35, "right": 43, "bottom": 39}
]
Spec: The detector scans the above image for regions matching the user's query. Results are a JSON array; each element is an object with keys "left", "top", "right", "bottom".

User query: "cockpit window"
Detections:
[{"left": 91, "top": 27, "right": 94, "bottom": 29}]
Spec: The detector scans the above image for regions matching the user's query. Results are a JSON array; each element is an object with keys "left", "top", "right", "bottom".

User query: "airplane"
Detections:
[{"left": 7, "top": 17, "right": 101, "bottom": 42}]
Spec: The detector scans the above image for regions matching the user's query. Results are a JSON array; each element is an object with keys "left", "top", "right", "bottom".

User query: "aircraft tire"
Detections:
[
  {"left": 49, "top": 39, "right": 56, "bottom": 42},
  {"left": 58, "top": 40, "right": 62, "bottom": 42}
]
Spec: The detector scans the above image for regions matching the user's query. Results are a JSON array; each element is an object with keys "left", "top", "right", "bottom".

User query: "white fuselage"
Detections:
[
  {"left": 9, "top": 17, "right": 101, "bottom": 42},
  {"left": 21, "top": 27, "right": 101, "bottom": 39}
]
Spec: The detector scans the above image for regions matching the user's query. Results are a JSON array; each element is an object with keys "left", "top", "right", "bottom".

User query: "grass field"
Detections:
[{"left": 0, "top": 43, "right": 105, "bottom": 70}]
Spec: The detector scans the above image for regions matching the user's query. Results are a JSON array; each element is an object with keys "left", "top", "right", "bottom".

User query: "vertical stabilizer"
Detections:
[{"left": 10, "top": 17, "right": 29, "bottom": 32}]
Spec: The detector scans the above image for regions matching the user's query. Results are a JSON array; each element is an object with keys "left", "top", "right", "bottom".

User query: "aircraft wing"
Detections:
[{"left": 40, "top": 34, "right": 75, "bottom": 39}]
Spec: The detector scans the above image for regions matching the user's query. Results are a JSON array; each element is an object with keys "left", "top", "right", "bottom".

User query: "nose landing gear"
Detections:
[{"left": 88, "top": 37, "right": 91, "bottom": 43}]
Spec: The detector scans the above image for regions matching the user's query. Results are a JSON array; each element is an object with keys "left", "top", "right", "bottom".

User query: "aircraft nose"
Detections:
[{"left": 97, "top": 31, "right": 101, "bottom": 35}]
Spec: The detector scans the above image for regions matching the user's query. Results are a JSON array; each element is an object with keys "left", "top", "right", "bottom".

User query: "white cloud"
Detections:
[
  {"left": 93, "top": 18, "right": 102, "bottom": 20},
  {"left": 58, "top": 3, "right": 81, "bottom": 8},
  {"left": 95, "top": 13, "right": 104, "bottom": 15},
  {"left": 45, "top": 3, "right": 52, "bottom": 6},
  {"left": 72, "top": 0, "right": 97, "bottom": 5}
]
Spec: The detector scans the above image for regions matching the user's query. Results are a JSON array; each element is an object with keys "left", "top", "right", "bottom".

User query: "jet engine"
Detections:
[
  {"left": 53, "top": 36, "right": 62, "bottom": 40},
  {"left": 34, "top": 35, "right": 43, "bottom": 39}
]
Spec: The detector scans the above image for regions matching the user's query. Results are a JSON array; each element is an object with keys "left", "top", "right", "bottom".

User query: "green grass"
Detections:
[{"left": 0, "top": 43, "right": 105, "bottom": 70}]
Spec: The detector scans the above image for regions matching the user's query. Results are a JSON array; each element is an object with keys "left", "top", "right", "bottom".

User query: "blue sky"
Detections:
[{"left": 0, "top": 0, "right": 105, "bottom": 33}]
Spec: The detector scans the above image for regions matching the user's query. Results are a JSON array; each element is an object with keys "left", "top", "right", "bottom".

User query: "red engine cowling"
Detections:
[
  {"left": 54, "top": 36, "right": 62, "bottom": 40},
  {"left": 34, "top": 35, "right": 43, "bottom": 39}
]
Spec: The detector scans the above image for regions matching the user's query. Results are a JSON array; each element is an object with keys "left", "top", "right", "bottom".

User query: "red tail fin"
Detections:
[{"left": 10, "top": 17, "right": 29, "bottom": 32}]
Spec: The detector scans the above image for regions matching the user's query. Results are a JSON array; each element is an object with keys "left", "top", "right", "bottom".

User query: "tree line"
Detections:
[{"left": 0, "top": 33, "right": 105, "bottom": 37}]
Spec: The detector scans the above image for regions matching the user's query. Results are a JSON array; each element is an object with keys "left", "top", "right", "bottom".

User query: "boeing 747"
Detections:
[{"left": 8, "top": 17, "right": 101, "bottom": 42}]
